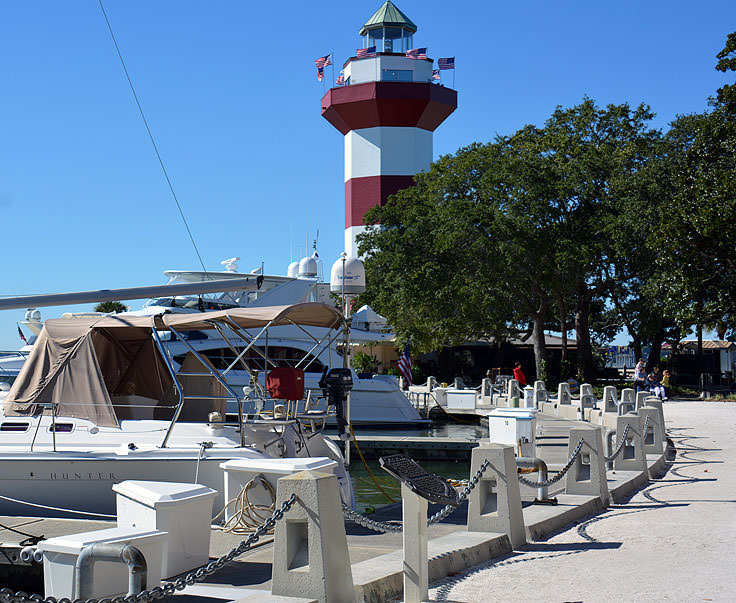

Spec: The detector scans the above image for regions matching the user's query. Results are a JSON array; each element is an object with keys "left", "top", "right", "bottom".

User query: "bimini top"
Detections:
[
  {"left": 161, "top": 302, "right": 344, "bottom": 331},
  {"left": 3, "top": 302, "right": 344, "bottom": 427}
]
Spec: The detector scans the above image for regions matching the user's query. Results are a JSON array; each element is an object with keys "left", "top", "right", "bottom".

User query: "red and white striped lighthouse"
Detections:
[{"left": 321, "top": 1, "right": 457, "bottom": 257}]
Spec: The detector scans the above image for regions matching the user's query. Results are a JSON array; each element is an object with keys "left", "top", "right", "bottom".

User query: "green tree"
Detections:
[
  {"left": 652, "top": 32, "right": 736, "bottom": 340},
  {"left": 94, "top": 301, "right": 128, "bottom": 314}
]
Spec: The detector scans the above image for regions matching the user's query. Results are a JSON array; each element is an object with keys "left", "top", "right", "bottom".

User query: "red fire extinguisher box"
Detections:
[{"left": 266, "top": 367, "right": 305, "bottom": 400}]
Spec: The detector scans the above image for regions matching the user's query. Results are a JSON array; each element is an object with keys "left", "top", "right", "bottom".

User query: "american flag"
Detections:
[
  {"left": 438, "top": 57, "right": 455, "bottom": 70},
  {"left": 405, "top": 47, "right": 427, "bottom": 60},
  {"left": 397, "top": 342, "right": 412, "bottom": 388},
  {"left": 432, "top": 69, "right": 441, "bottom": 80},
  {"left": 17, "top": 325, "right": 27, "bottom": 344},
  {"left": 314, "top": 54, "right": 332, "bottom": 69},
  {"left": 336, "top": 74, "right": 345, "bottom": 85},
  {"left": 356, "top": 46, "right": 377, "bottom": 59},
  {"left": 317, "top": 67, "right": 324, "bottom": 81}
]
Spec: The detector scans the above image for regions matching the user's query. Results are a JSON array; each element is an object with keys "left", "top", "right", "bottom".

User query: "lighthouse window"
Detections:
[{"left": 383, "top": 69, "right": 412, "bottom": 82}]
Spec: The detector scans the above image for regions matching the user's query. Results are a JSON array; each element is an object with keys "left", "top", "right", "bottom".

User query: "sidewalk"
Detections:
[{"left": 424, "top": 400, "right": 736, "bottom": 602}]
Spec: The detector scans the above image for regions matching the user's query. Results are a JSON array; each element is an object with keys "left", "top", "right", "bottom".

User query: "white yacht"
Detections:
[
  {"left": 0, "top": 303, "right": 354, "bottom": 518},
  {"left": 1, "top": 260, "right": 427, "bottom": 428}
]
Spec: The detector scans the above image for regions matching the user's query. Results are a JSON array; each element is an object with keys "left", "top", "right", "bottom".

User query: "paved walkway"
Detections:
[{"left": 423, "top": 400, "right": 736, "bottom": 602}]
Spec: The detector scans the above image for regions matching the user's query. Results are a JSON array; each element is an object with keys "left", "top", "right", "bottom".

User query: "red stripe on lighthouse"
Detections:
[{"left": 345, "top": 175, "right": 416, "bottom": 228}]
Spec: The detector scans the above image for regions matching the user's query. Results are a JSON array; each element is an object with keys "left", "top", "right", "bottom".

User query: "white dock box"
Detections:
[
  {"left": 445, "top": 388, "right": 477, "bottom": 410},
  {"left": 219, "top": 457, "right": 338, "bottom": 522},
  {"left": 113, "top": 480, "right": 217, "bottom": 579},
  {"left": 488, "top": 408, "right": 537, "bottom": 457},
  {"left": 38, "top": 527, "right": 167, "bottom": 600}
]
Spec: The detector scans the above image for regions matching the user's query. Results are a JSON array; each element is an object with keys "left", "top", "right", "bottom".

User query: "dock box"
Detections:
[
  {"left": 38, "top": 527, "right": 167, "bottom": 600},
  {"left": 113, "top": 480, "right": 217, "bottom": 579},
  {"left": 488, "top": 408, "right": 537, "bottom": 457},
  {"left": 219, "top": 457, "right": 338, "bottom": 522},
  {"left": 445, "top": 388, "right": 477, "bottom": 410}
]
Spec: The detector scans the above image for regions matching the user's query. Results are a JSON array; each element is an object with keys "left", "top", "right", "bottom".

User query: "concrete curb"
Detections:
[
  {"left": 349, "top": 445, "right": 669, "bottom": 602},
  {"left": 351, "top": 531, "right": 511, "bottom": 603}
]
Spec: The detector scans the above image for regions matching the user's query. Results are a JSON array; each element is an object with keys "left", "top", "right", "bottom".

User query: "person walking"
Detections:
[{"left": 513, "top": 361, "right": 527, "bottom": 387}]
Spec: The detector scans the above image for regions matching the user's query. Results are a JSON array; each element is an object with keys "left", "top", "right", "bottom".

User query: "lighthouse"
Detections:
[{"left": 321, "top": 1, "right": 457, "bottom": 257}]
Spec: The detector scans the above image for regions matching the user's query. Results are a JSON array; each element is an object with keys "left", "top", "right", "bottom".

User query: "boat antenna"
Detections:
[{"left": 98, "top": 0, "right": 211, "bottom": 278}]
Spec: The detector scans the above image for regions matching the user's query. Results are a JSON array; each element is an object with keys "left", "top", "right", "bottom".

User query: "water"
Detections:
[{"left": 344, "top": 422, "right": 487, "bottom": 513}]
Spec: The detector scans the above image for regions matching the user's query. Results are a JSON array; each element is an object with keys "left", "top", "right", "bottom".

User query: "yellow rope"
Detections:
[{"left": 349, "top": 424, "right": 397, "bottom": 503}]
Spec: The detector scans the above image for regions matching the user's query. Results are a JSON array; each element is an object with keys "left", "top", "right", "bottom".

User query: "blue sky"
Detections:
[{"left": 1, "top": 1, "right": 734, "bottom": 350}]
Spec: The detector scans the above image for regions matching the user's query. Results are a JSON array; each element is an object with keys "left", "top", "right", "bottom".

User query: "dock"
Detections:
[{"left": 0, "top": 403, "right": 682, "bottom": 602}]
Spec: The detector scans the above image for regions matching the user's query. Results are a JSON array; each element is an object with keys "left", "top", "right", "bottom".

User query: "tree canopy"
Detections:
[{"left": 357, "top": 31, "right": 736, "bottom": 382}]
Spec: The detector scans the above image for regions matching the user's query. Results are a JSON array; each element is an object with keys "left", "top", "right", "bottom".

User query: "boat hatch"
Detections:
[
  {"left": 0, "top": 422, "right": 30, "bottom": 432},
  {"left": 48, "top": 422, "right": 74, "bottom": 433}
]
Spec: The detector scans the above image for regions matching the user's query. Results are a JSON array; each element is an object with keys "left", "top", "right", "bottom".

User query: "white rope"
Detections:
[{"left": 0, "top": 493, "right": 116, "bottom": 519}]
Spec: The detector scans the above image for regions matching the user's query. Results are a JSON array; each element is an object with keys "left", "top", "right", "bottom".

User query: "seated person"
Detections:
[{"left": 647, "top": 367, "right": 665, "bottom": 400}]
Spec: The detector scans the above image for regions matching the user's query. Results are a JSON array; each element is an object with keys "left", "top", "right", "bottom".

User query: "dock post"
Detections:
[
  {"left": 638, "top": 405, "right": 665, "bottom": 454},
  {"left": 602, "top": 386, "right": 618, "bottom": 413},
  {"left": 467, "top": 443, "right": 526, "bottom": 549},
  {"left": 613, "top": 413, "right": 649, "bottom": 479},
  {"left": 579, "top": 383, "right": 596, "bottom": 410},
  {"left": 402, "top": 483, "right": 428, "bottom": 603},
  {"left": 271, "top": 471, "right": 355, "bottom": 602},
  {"left": 533, "top": 380, "right": 547, "bottom": 408},
  {"left": 619, "top": 388, "right": 635, "bottom": 415},
  {"left": 565, "top": 425, "right": 609, "bottom": 504},
  {"left": 643, "top": 397, "right": 665, "bottom": 439},
  {"left": 557, "top": 382, "right": 572, "bottom": 405},
  {"left": 635, "top": 390, "right": 649, "bottom": 411}
]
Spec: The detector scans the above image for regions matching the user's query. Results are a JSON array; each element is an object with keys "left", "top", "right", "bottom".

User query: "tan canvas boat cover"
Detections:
[
  {"left": 3, "top": 315, "right": 174, "bottom": 427},
  {"left": 2, "top": 303, "right": 343, "bottom": 427},
  {"left": 160, "top": 302, "right": 344, "bottom": 331}
]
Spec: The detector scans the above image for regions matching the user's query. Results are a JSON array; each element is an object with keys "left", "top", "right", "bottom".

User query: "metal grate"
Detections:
[{"left": 380, "top": 454, "right": 460, "bottom": 506}]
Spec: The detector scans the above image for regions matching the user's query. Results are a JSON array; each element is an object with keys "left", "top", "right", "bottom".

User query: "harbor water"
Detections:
[{"left": 344, "top": 422, "right": 487, "bottom": 513}]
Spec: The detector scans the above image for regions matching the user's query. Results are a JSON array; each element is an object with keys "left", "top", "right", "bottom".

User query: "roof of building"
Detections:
[
  {"left": 360, "top": 1, "right": 417, "bottom": 35},
  {"left": 681, "top": 339, "right": 736, "bottom": 350}
]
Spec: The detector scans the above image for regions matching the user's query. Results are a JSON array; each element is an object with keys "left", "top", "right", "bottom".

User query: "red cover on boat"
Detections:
[{"left": 266, "top": 367, "right": 305, "bottom": 400}]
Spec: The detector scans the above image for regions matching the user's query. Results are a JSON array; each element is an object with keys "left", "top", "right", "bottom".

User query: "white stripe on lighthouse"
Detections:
[{"left": 344, "top": 127, "right": 433, "bottom": 181}]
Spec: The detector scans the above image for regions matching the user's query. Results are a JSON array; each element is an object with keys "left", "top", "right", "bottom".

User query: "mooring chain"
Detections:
[
  {"left": 0, "top": 494, "right": 298, "bottom": 603},
  {"left": 517, "top": 437, "right": 585, "bottom": 488},
  {"left": 604, "top": 422, "right": 632, "bottom": 461},
  {"left": 428, "top": 459, "right": 489, "bottom": 524},
  {"left": 341, "top": 459, "right": 491, "bottom": 532},
  {"left": 341, "top": 502, "right": 403, "bottom": 533}
]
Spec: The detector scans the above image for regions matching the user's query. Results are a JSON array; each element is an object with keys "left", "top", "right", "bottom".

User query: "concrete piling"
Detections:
[
  {"left": 619, "top": 388, "right": 635, "bottom": 415},
  {"left": 602, "top": 385, "right": 618, "bottom": 413},
  {"left": 613, "top": 413, "right": 649, "bottom": 479},
  {"left": 565, "top": 425, "right": 609, "bottom": 503},
  {"left": 467, "top": 444, "right": 526, "bottom": 549},
  {"left": 638, "top": 405, "right": 665, "bottom": 455},
  {"left": 271, "top": 471, "right": 355, "bottom": 603}
]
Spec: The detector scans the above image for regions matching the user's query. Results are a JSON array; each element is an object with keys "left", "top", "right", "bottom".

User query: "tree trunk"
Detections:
[
  {"left": 575, "top": 284, "right": 596, "bottom": 383},
  {"left": 647, "top": 327, "right": 665, "bottom": 372},
  {"left": 532, "top": 309, "right": 548, "bottom": 382},
  {"left": 555, "top": 290, "right": 568, "bottom": 379}
]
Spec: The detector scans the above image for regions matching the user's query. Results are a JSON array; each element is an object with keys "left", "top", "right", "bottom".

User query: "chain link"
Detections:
[
  {"left": 604, "top": 422, "right": 631, "bottom": 461},
  {"left": 517, "top": 438, "right": 585, "bottom": 488},
  {"left": 0, "top": 494, "right": 297, "bottom": 603},
  {"left": 341, "top": 460, "right": 492, "bottom": 532},
  {"left": 428, "top": 460, "right": 489, "bottom": 524}
]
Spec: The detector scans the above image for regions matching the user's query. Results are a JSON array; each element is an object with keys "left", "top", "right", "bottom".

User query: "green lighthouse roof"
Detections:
[{"left": 359, "top": 1, "right": 417, "bottom": 36}]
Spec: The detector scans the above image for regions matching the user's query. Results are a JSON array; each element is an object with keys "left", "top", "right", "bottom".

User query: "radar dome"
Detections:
[
  {"left": 330, "top": 254, "right": 366, "bottom": 294},
  {"left": 298, "top": 255, "right": 318, "bottom": 277},
  {"left": 287, "top": 261, "right": 299, "bottom": 278}
]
